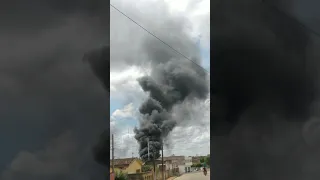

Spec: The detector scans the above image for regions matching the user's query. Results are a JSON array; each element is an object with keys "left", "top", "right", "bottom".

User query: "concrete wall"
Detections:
[
  {"left": 156, "top": 170, "right": 170, "bottom": 180},
  {"left": 185, "top": 156, "right": 192, "bottom": 166},
  {"left": 128, "top": 172, "right": 153, "bottom": 180},
  {"left": 177, "top": 165, "right": 185, "bottom": 174},
  {"left": 178, "top": 165, "right": 192, "bottom": 174}
]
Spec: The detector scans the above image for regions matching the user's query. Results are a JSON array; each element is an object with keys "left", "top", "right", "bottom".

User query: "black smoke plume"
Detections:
[
  {"left": 92, "top": 130, "right": 109, "bottom": 166},
  {"left": 83, "top": 45, "right": 110, "bottom": 166},
  {"left": 211, "top": 0, "right": 320, "bottom": 179},
  {"left": 211, "top": 0, "right": 314, "bottom": 135},
  {"left": 83, "top": 45, "right": 110, "bottom": 91},
  {"left": 134, "top": 38, "right": 209, "bottom": 161}
]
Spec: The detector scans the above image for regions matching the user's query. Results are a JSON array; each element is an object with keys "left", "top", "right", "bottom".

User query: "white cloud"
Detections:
[
  {"left": 164, "top": 98, "right": 210, "bottom": 156},
  {"left": 164, "top": 125, "right": 210, "bottom": 156},
  {"left": 111, "top": 103, "right": 135, "bottom": 119},
  {"left": 110, "top": 66, "right": 143, "bottom": 92},
  {"left": 164, "top": 0, "right": 210, "bottom": 49},
  {"left": 110, "top": 0, "right": 210, "bottom": 158},
  {"left": 110, "top": 0, "right": 210, "bottom": 70},
  {"left": 110, "top": 66, "right": 147, "bottom": 102}
]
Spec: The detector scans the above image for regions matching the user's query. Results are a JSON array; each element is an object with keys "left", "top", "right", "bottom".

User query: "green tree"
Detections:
[
  {"left": 205, "top": 155, "right": 210, "bottom": 166},
  {"left": 142, "top": 165, "right": 152, "bottom": 172},
  {"left": 115, "top": 171, "right": 128, "bottom": 180},
  {"left": 200, "top": 157, "right": 205, "bottom": 163}
]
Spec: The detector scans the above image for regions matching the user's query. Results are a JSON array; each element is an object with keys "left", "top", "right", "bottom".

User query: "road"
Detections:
[{"left": 174, "top": 171, "right": 210, "bottom": 180}]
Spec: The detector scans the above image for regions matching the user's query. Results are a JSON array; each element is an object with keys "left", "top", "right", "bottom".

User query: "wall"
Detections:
[
  {"left": 156, "top": 170, "right": 170, "bottom": 180},
  {"left": 128, "top": 172, "right": 153, "bottom": 180},
  {"left": 126, "top": 160, "right": 142, "bottom": 174},
  {"left": 185, "top": 157, "right": 192, "bottom": 166},
  {"left": 178, "top": 165, "right": 185, "bottom": 174}
]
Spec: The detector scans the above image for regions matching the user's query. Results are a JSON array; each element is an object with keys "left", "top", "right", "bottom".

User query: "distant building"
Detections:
[
  {"left": 110, "top": 158, "right": 143, "bottom": 174},
  {"left": 159, "top": 155, "right": 192, "bottom": 174},
  {"left": 154, "top": 159, "right": 177, "bottom": 171},
  {"left": 163, "top": 155, "right": 185, "bottom": 166},
  {"left": 183, "top": 156, "right": 192, "bottom": 173},
  {"left": 192, "top": 156, "right": 206, "bottom": 164}
]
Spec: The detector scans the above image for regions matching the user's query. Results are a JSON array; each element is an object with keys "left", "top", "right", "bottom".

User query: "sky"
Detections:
[
  {"left": 0, "top": 1, "right": 109, "bottom": 180},
  {"left": 110, "top": 0, "right": 210, "bottom": 158}
]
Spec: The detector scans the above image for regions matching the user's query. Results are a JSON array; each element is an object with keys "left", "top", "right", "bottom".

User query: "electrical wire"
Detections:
[{"left": 110, "top": 3, "right": 210, "bottom": 74}]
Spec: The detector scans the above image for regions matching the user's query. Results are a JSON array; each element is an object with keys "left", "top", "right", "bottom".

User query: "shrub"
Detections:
[
  {"left": 115, "top": 171, "right": 128, "bottom": 180},
  {"left": 142, "top": 165, "right": 153, "bottom": 172}
]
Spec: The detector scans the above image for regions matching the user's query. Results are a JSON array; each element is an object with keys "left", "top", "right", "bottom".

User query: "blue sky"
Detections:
[
  {"left": 110, "top": 97, "right": 124, "bottom": 116},
  {"left": 197, "top": 38, "right": 210, "bottom": 72}
]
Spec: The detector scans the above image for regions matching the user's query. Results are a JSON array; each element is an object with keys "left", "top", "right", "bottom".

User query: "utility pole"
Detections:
[
  {"left": 147, "top": 138, "right": 150, "bottom": 161},
  {"left": 112, "top": 134, "right": 114, "bottom": 173},
  {"left": 162, "top": 140, "right": 165, "bottom": 180},
  {"left": 153, "top": 151, "right": 156, "bottom": 180}
]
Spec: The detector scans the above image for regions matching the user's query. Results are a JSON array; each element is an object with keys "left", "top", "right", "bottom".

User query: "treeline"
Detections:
[{"left": 192, "top": 155, "right": 210, "bottom": 167}]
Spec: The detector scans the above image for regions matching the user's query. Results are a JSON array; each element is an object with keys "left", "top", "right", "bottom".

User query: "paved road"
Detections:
[{"left": 175, "top": 171, "right": 210, "bottom": 180}]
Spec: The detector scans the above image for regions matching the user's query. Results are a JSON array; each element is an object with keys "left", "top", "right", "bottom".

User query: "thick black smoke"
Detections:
[
  {"left": 211, "top": 0, "right": 320, "bottom": 179},
  {"left": 83, "top": 45, "right": 110, "bottom": 166},
  {"left": 84, "top": 45, "right": 110, "bottom": 91},
  {"left": 211, "top": 0, "right": 314, "bottom": 135},
  {"left": 92, "top": 130, "right": 109, "bottom": 166},
  {"left": 134, "top": 38, "right": 209, "bottom": 161},
  {"left": 0, "top": 0, "right": 108, "bottom": 179}
]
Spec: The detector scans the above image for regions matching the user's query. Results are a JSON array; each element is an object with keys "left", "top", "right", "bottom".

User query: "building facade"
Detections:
[
  {"left": 177, "top": 156, "right": 192, "bottom": 173},
  {"left": 110, "top": 158, "right": 143, "bottom": 174}
]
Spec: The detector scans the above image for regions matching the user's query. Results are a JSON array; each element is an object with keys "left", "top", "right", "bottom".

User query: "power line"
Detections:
[{"left": 110, "top": 3, "right": 210, "bottom": 74}]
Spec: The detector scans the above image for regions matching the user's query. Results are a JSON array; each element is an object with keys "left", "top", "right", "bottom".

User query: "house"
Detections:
[
  {"left": 163, "top": 155, "right": 185, "bottom": 166},
  {"left": 110, "top": 158, "right": 143, "bottom": 174},
  {"left": 174, "top": 156, "right": 192, "bottom": 174},
  {"left": 155, "top": 159, "right": 173, "bottom": 171},
  {"left": 183, "top": 156, "right": 192, "bottom": 173},
  {"left": 161, "top": 155, "right": 192, "bottom": 174}
]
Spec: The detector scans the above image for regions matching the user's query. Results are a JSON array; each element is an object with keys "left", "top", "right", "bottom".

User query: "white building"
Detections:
[{"left": 178, "top": 156, "right": 192, "bottom": 173}]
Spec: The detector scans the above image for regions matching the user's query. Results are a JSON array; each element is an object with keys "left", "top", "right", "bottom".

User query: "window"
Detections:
[{"left": 136, "top": 169, "right": 141, "bottom": 173}]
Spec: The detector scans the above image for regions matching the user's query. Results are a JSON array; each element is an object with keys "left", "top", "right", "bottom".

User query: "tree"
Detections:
[
  {"left": 192, "top": 163, "right": 202, "bottom": 168},
  {"left": 206, "top": 155, "right": 210, "bottom": 166},
  {"left": 200, "top": 157, "right": 205, "bottom": 163},
  {"left": 115, "top": 171, "right": 128, "bottom": 180},
  {"left": 199, "top": 156, "right": 210, "bottom": 167},
  {"left": 142, "top": 165, "right": 152, "bottom": 172}
]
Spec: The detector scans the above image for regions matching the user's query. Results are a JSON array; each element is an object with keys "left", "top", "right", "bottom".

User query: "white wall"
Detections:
[
  {"left": 178, "top": 165, "right": 192, "bottom": 174},
  {"left": 184, "top": 156, "right": 192, "bottom": 166},
  {"left": 178, "top": 165, "right": 185, "bottom": 174}
]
